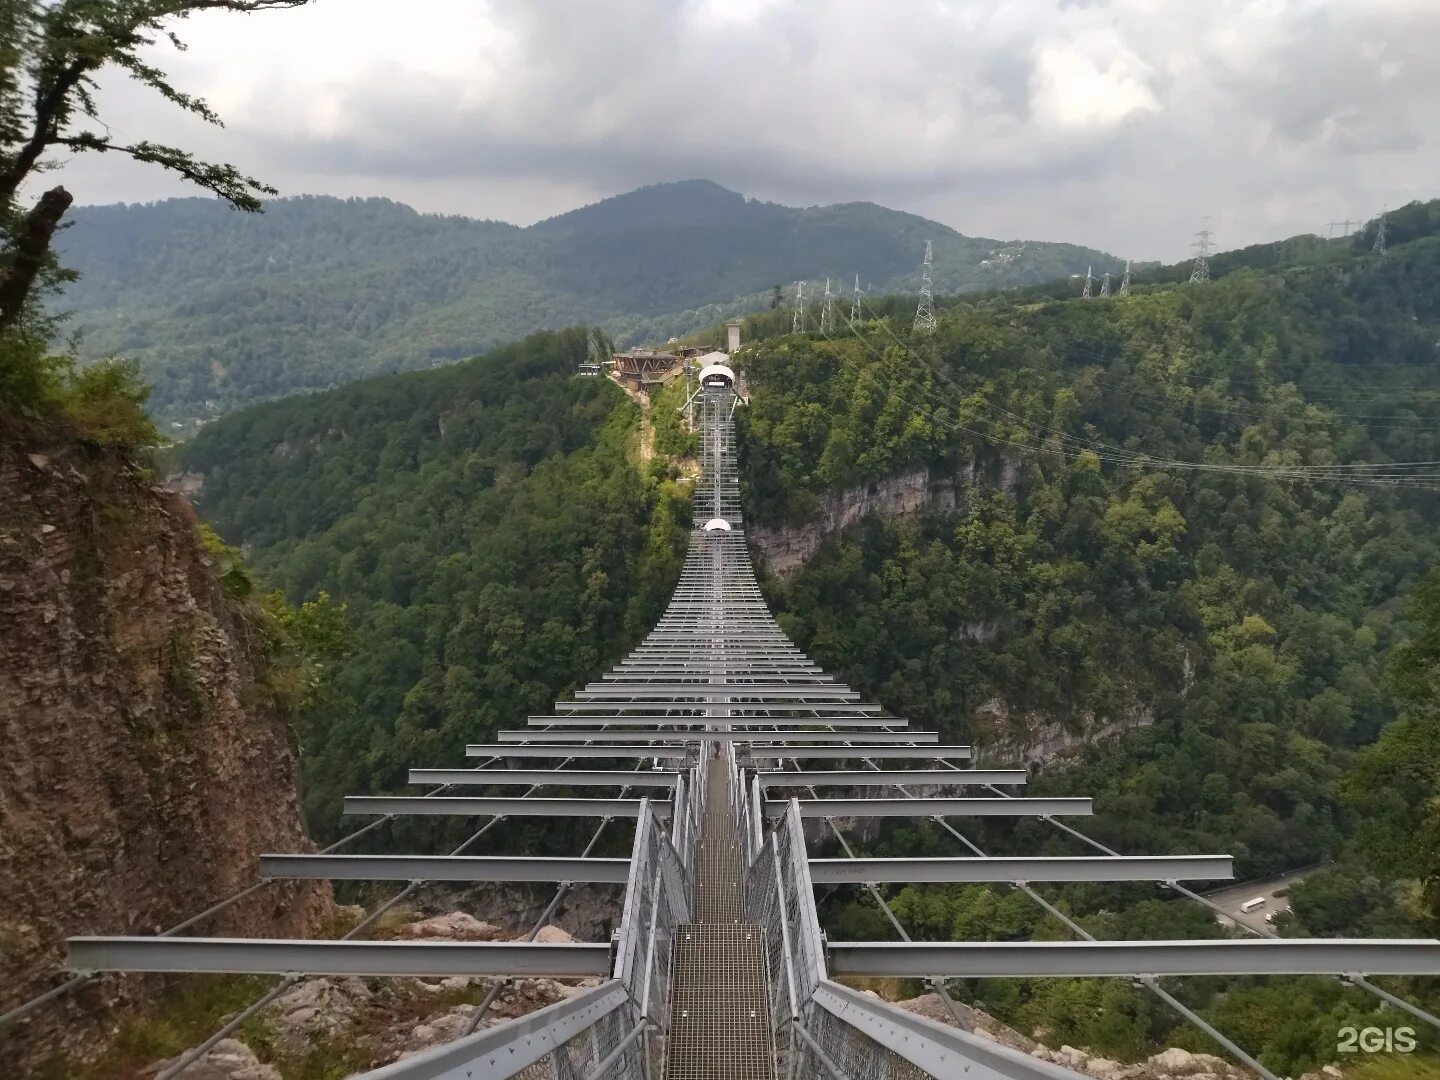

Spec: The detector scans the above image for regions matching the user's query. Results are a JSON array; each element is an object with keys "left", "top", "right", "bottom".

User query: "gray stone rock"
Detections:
[{"left": 154, "top": 1038, "right": 279, "bottom": 1080}]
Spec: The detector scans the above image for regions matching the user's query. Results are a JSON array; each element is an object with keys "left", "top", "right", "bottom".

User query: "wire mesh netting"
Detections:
[
  {"left": 803, "top": 1004, "right": 936, "bottom": 1080},
  {"left": 746, "top": 803, "right": 944, "bottom": 1079},
  {"left": 504, "top": 1005, "right": 635, "bottom": 1080}
]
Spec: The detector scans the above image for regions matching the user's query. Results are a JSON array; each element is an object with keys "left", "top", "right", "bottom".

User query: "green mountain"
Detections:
[
  {"left": 179, "top": 209, "right": 1440, "bottom": 1075},
  {"left": 57, "top": 180, "right": 1120, "bottom": 424}
]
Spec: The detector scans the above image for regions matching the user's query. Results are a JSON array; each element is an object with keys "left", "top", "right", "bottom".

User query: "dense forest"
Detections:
[
  {"left": 58, "top": 181, "right": 1119, "bottom": 425},
  {"left": 731, "top": 205, "right": 1440, "bottom": 1072},
  {"left": 180, "top": 328, "right": 690, "bottom": 840},
  {"left": 175, "top": 205, "right": 1440, "bottom": 1075}
]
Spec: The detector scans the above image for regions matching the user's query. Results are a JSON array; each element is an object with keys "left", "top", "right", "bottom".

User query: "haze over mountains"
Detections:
[{"left": 57, "top": 179, "right": 1120, "bottom": 424}]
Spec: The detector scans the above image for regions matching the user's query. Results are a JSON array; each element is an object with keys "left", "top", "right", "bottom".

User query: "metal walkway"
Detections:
[
  {"left": 49, "top": 358, "right": 1440, "bottom": 1080},
  {"left": 665, "top": 759, "right": 774, "bottom": 1080}
]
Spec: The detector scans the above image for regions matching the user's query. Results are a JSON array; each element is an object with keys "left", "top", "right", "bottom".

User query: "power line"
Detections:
[
  {"left": 1100, "top": 271, "right": 1111, "bottom": 299},
  {"left": 833, "top": 299, "right": 1440, "bottom": 492},
  {"left": 1082, "top": 265, "right": 1094, "bottom": 300},
  {"left": 849, "top": 274, "right": 861, "bottom": 327},
  {"left": 792, "top": 280, "right": 805, "bottom": 335},
  {"left": 1118, "top": 260, "right": 1132, "bottom": 297},
  {"left": 1374, "top": 208, "right": 1388, "bottom": 256}
]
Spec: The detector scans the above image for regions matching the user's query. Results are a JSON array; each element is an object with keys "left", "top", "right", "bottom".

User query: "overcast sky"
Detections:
[{"left": 45, "top": 0, "right": 1440, "bottom": 261}]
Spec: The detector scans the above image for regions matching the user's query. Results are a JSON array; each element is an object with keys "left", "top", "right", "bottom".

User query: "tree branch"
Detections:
[
  {"left": 55, "top": 134, "right": 276, "bottom": 210},
  {"left": 0, "top": 185, "right": 73, "bottom": 332}
]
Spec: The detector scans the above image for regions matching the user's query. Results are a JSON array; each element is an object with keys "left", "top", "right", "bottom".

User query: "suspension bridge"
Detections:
[{"left": 15, "top": 358, "right": 1440, "bottom": 1078}]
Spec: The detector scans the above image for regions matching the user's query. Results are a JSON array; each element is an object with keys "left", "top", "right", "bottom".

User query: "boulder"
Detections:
[
  {"left": 532, "top": 924, "right": 575, "bottom": 944},
  {"left": 154, "top": 1038, "right": 279, "bottom": 1080},
  {"left": 264, "top": 976, "right": 373, "bottom": 1054},
  {"left": 1145, "top": 1047, "right": 1234, "bottom": 1076},
  {"left": 1057, "top": 1045, "right": 1091, "bottom": 1070},
  {"left": 400, "top": 912, "right": 501, "bottom": 941},
  {"left": 1083, "top": 1057, "right": 1127, "bottom": 1078}
]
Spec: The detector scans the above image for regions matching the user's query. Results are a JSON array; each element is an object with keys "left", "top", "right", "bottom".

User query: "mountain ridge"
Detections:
[{"left": 56, "top": 180, "right": 1122, "bottom": 425}]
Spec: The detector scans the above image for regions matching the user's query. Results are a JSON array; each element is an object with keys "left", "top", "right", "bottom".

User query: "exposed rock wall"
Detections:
[
  {"left": 0, "top": 438, "right": 330, "bottom": 1071},
  {"left": 745, "top": 457, "right": 1169, "bottom": 767},
  {"left": 748, "top": 457, "right": 1020, "bottom": 575},
  {"left": 973, "top": 697, "right": 1158, "bottom": 767}
]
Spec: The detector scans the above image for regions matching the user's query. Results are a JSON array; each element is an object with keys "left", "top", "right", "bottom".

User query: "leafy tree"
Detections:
[
  {"left": 0, "top": 0, "right": 311, "bottom": 333},
  {"left": 1346, "top": 567, "right": 1440, "bottom": 927}
]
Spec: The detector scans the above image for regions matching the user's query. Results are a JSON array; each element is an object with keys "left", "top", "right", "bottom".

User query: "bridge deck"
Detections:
[{"left": 664, "top": 756, "right": 775, "bottom": 1079}]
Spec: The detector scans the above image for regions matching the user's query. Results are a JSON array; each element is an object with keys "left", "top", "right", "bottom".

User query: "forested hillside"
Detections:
[
  {"left": 180, "top": 328, "right": 690, "bottom": 838},
  {"left": 59, "top": 181, "right": 1119, "bottom": 424},
  {"left": 730, "top": 217, "right": 1440, "bottom": 1071}
]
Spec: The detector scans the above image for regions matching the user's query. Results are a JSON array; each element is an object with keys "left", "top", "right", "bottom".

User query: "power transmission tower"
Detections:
[
  {"left": 792, "top": 280, "right": 805, "bottom": 334},
  {"left": 913, "top": 241, "right": 936, "bottom": 334},
  {"left": 1100, "top": 271, "right": 1111, "bottom": 298},
  {"left": 820, "top": 277, "right": 834, "bottom": 333},
  {"left": 1373, "top": 208, "right": 1388, "bottom": 255},
  {"left": 1082, "top": 265, "right": 1093, "bottom": 299},
  {"left": 849, "top": 273, "right": 861, "bottom": 327},
  {"left": 1190, "top": 221, "right": 1213, "bottom": 285},
  {"left": 1118, "top": 259, "right": 1132, "bottom": 297}
]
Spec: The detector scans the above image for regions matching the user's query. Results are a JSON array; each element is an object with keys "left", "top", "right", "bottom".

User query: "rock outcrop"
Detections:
[
  {"left": 155, "top": 1038, "right": 281, "bottom": 1080},
  {"left": 0, "top": 437, "right": 330, "bottom": 1072},
  {"left": 973, "top": 697, "right": 1158, "bottom": 767},
  {"left": 748, "top": 458, "right": 1020, "bottom": 575},
  {"left": 895, "top": 994, "right": 1263, "bottom": 1079}
]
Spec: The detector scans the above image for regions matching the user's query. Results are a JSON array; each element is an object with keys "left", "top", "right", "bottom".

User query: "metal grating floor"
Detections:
[
  {"left": 665, "top": 760, "right": 776, "bottom": 1079},
  {"left": 695, "top": 757, "right": 745, "bottom": 923}
]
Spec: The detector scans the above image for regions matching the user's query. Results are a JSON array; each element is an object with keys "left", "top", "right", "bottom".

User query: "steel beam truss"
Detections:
[
  {"left": 826, "top": 940, "right": 1440, "bottom": 978},
  {"left": 47, "top": 380, "right": 1440, "bottom": 1080}
]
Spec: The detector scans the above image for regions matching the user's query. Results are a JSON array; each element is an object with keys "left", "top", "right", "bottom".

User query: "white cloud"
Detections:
[
  {"left": 1029, "top": 32, "right": 1161, "bottom": 132},
  {"left": 35, "top": 0, "right": 1440, "bottom": 260}
]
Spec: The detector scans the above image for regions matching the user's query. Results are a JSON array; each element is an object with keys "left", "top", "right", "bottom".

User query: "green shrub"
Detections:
[{"left": 57, "top": 358, "right": 161, "bottom": 449}]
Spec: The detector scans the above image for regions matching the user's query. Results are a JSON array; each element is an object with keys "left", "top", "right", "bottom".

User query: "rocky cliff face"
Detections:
[
  {"left": 0, "top": 437, "right": 330, "bottom": 1071},
  {"left": 973, "top": 697, "right": 1158, "bottom": 767},
  {"left": 746, "top": 458, "right": 1174, "bottom": 767},
  {"left": 747, "top": 458, "right": 1020, "bottom": 575}
]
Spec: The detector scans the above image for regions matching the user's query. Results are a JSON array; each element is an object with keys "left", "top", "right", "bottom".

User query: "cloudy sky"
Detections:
[{"left": 44, "top": 0, "right": 1440, "bottom": 261}]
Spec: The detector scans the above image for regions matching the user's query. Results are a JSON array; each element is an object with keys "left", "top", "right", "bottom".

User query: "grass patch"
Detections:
[
  {"left": 1346, "top": 1054, "right": 1440, "bottom": 1079},
  {"left": 48, "top": 975, "right": 276, "bottom": 1080}
]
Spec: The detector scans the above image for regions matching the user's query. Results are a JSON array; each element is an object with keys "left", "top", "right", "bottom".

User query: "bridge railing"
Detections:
[{"left": 745, "top": 797, "right": 1083, "bottom": 1080}]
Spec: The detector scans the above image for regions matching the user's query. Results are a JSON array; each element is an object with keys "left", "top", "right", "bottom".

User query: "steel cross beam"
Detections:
[
  {"left": 826, "top": 939, "right": 1440, "bottom": 978},
  {"left": 464, "top": 744, "right": 694, "bottom": 759},
  {"left": 764, "top": 797, "right": 1091, "bottom": 819},
  {"left": 747, "top": 747, "right": 971, "bottom": 762},
  {"left": 405, "top": 768, "right": 679, "bottom": 786},
  {"left": 500, "top": 729, "right": 938, "bottom": 744},
  {"left": 67, "top": 938, "right": 613, "bottom": 977},
  {"left": 527, "top": 715, "right": 906, "bottom": 728},
  {"left": 756, "top": 769, "right": 1025, "bottom": 786},
  {"left": 343, "top": 796, "right": 671, "bottom": 818},
  {"left": 258, "top": 854, "right": 633, "bottom": 883},
  {"left": 807, "top": 855, "right": 1234, "bottom": 883},
  {"left": 572, "top": 685, "right": 858, "bottom": 698},
  {"left": 554, "top": 701, "right": 884, "bottom": 713}
]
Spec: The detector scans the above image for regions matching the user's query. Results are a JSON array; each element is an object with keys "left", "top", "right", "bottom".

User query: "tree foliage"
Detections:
[
  {"left": 738, "top": 232, "right": 1440, "bottom": 1073},
  {"left": 0, "top": 0, "right": 310, "bottom": 336},
  {"left": 54, "top": 184, "right": 1121, "bottom": 424},
  {"left": 181, "top": 328, "right": 691, "bottom": 839}
]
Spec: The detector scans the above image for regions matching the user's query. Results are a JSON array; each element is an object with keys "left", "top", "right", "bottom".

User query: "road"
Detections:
[{"left": 1203, "top": 867, "right": 1315, "bottom": 933}]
